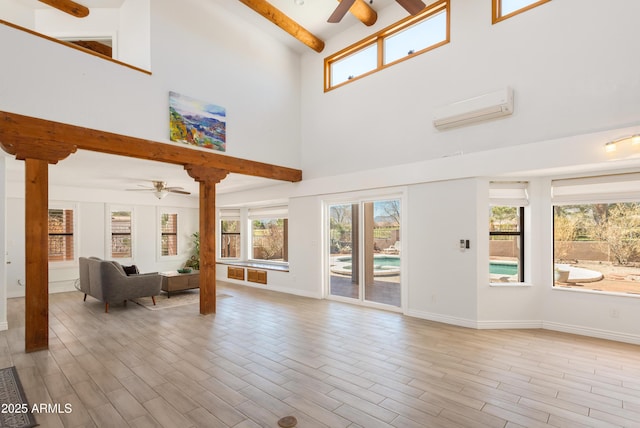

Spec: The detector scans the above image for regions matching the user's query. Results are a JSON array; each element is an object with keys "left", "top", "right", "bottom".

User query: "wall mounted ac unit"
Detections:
[{"left": 433, "top": 87, "right": 514, "bottom": 130}]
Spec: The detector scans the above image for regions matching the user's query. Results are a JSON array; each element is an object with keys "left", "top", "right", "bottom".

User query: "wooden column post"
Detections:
[
  {"left": 24, "top": 159, "right": 50, "bottom": 352},
  {"left": 185, "top": 165, "right": 228, "bottom": 315},
  {"left": 0, "top": 138, "right": 77, "bottom": 352}
]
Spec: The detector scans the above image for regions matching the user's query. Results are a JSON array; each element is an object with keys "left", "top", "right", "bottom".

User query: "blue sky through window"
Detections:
[
  {"left": 501, "top": 0, "right": 540, "bottom": 15},
  {"left": 331, "top": 44, "right": 377, "bottom": 86},
  {"left": 384, "top": 10, "right": 446, "bottom": 65}
]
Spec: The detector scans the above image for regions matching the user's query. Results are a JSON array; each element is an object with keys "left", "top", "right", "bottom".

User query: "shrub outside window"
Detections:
[
  {"left": 492, "top": 0, "right": 551, "bottom": 24},
  {"left": 221, "top": 219, "right": 241, "bottom": 259},
  {"left": 325, "top": 0, "right": 449, "bottom": 91},
  {"left": 552, "top": 173, "right": 640, "bottom": 295},
  {"left": 248, "top": 206, "right": 288, "bottom": 263},
  {"left": 251, "top": 218, "right": 288, "bottom": 262}
]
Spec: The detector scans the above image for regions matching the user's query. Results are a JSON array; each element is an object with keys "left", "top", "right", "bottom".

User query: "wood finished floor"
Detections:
[{"left": 2, "top": 282, "right": 640, "bottom": 427}]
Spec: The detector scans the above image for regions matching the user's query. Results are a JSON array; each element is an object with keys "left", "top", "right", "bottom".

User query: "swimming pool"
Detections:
[
  {"left": 331, "top": 255, "right": 401, "bottom": 276},
  {"left": 332, "top": 257, "right": 518, "bottom": 277},
  {"left": 490, "top": 261, "right": 518, "bottom": 276}
]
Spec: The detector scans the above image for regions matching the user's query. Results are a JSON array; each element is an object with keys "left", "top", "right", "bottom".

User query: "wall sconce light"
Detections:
[{"left": 605, "top": 134, "right": 640, "bottom": 153}]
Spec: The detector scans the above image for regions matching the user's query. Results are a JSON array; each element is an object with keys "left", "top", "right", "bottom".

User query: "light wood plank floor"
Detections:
[{"left": 1, "top": 282, "right": 640, "bottom": 427}]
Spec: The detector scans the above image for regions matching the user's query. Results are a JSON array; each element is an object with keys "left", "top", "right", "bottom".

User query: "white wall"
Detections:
[
  {"left": 118, "top": 0, "right": 151, "bottom": 70},
  {"left": 3, "top": 0, "right": 151, "bottom": 70},
  {"left": 405, "top": 179, "right": 479, "bottom": 325},
  {"left": 0, "top": 0, "right": 301, "bottom": 169},
  {"left": 218, "top": 121, "right": 640, "bottom": 344},
  {"left": 5, "top": 184, "right": 199, "bottom": 299},
  {"left": 0, "top": 157, "right": 7, "bottom": 330},
  {"left": 0, "top": 0, "right": 34, "bottom": 27},
  {"left": 299, "top": 0, "right": 640, "bottom": 179}
]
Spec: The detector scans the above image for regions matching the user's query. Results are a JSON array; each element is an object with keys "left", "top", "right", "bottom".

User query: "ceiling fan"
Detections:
[
  {"left": 126, "top": 181, "right": 191, "bottom": 199},
  {"left": 328, "top": 0, "right": 426, "bottom": 23}
]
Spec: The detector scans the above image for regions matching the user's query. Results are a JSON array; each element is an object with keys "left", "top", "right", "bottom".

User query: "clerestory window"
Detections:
[
  {"left": 492, "top": 0, "right": 551, "bottom": 24},
  {"left": 324, "top": 0, "right": 449, "bottom": 91}
]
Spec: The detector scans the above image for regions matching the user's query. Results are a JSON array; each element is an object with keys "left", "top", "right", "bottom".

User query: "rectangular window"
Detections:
[
  {"left": 48, "top": 208, "right": 75, "bottom": 262},
  {"left": 489, "top": 182, "right": 528, "bottom": 283},
  {"left": 249, "top": 206, "right": 288, "bottom": 263},
  {"left": 330, "top": 43, "right": 377, "bottom": 87},
  {"left": 552, "top": 173, "right": 640, "bottom": 295},
  {"left": 111, "top": 210, "right": 132, "bottom": 258},
  {"left": 492, "top": 0, "right": 551, "bottom": 24},
  {"left": 490, "top": 207, "right": 524, "bottom": 282},
  {"left": 383, "top": 9, "right": 447, "bottom": 65},
  {"left": 325, "top": 0, "right": 449, "bottom": 91},
  {"left": 161, "top": 213, "right": 178, "bottom": 256},
  {"left": 221, "top": 220, "right": 241, "bottom": 259}
]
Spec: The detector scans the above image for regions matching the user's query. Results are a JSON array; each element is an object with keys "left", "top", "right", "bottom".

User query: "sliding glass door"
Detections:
[
  {"left": 327, "top": 198, "right": 401, "bottom": 308},
  {"left": 328, "top": 203, "right": 359, "bottom": 299}
]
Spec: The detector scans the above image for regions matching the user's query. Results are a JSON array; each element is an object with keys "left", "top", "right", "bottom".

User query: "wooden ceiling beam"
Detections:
[
  {"left": 0, "top": 111, "right": 302, "bottom": 183},
  {"left": 38, "top": 0, "right": 90, "bottom": 18},
  {"left": 238, "top": 0, "right": 325, "bottom": 53},
  {"left": 347, "top": 0, "right": 378, "bottom": 26}
]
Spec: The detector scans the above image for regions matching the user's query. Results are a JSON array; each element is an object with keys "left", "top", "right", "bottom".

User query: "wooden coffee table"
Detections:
[{"left": 160, "top": 271, "right": 200, "bottom": 297}]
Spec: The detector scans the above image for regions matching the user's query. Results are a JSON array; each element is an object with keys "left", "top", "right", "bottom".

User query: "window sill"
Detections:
[
  {"left": 552, "top": 285, "right": 640, "bottom": 298},
  {"left": 489, "top": 282, "right": 532, "bottom": 287},
  {"left": 218, "top": 260, "right": 289, "bottom": 272}
]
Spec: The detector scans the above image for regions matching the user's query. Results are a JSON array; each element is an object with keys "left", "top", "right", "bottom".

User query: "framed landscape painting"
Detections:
[{"left": 169, "top": 91, "right": 226, "bottom": 152}]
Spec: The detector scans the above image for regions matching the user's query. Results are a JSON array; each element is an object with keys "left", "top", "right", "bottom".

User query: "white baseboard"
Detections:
[
  {"left": 404, "top": 308, "right": 477, "bottom": 328},
  {"left": 0, "top": 321, "right": 8, "bottom": 331},
  {"left": 542, "top": 321, "right": 640, "bottom": 345},
  {"left": 218, "top": 279, "right": 322, "bottom": 299},
  {"left": 404, "top": 309, "right": 640, "bottom": 345},
  {"left": 477, "top": 320, "right": 544, "bottom": 329}
]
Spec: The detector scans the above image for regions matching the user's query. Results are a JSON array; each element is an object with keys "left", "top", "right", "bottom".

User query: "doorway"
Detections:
[{"left": 327, "top": 198, "right": 402, "bottom": 308}]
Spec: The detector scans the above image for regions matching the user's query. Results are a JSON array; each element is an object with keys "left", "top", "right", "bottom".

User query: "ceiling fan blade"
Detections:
[
  {"left": 38, "top": 0, "right": 90, "bottom": 18},
  {"left": 163, "top": 186, "right": 186, "bottom": 191},
  {"left": 396, "top": 0, "right": 426, "bottom": 15},
  {"left": 168, "top": 190, "right": 191, "bottom": 195},
  {"left": 328, "top": 0, "right": 356, "bottom": 23},
  {"left": 125, "top": 188, "right": 154, "bottom": 192}
]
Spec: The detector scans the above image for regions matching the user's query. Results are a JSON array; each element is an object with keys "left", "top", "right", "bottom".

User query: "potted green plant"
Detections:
[{"left": 185, "top": 232, "right": 200, "bottom": 270}]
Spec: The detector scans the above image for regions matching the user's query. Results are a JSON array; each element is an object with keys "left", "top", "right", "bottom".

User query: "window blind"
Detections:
[
  {"left": 219, "top": 208, "right": 241, "bottom": 220},
  {"left": 248, "top": 206, "right": 288, "bottom": 219},
  {"left": 552, "top": 172, "right": 640, "bottom": 205},
  {"left": 489, "top": 182, "right": 529, "bottom": 206}
]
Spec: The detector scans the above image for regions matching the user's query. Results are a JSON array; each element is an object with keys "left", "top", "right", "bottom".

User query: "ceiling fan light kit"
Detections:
[{"left": 126, "top": 180, "right": 191, "bottom": 199}]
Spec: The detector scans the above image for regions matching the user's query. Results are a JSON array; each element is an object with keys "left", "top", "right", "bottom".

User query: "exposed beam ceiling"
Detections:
[
  {"left": 238, "top": 0, "right": 325, "bottom": 52},
  {"left": 37, "top": 0, "right": 90, "bottom": 17},
  {"left": 237, "top": 0, "right": 378, "bottom": 52}
]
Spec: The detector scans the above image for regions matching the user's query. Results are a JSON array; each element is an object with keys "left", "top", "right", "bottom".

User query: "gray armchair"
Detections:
[{"left": 78, "top": 257, "right": 162, "bottom": 312}]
